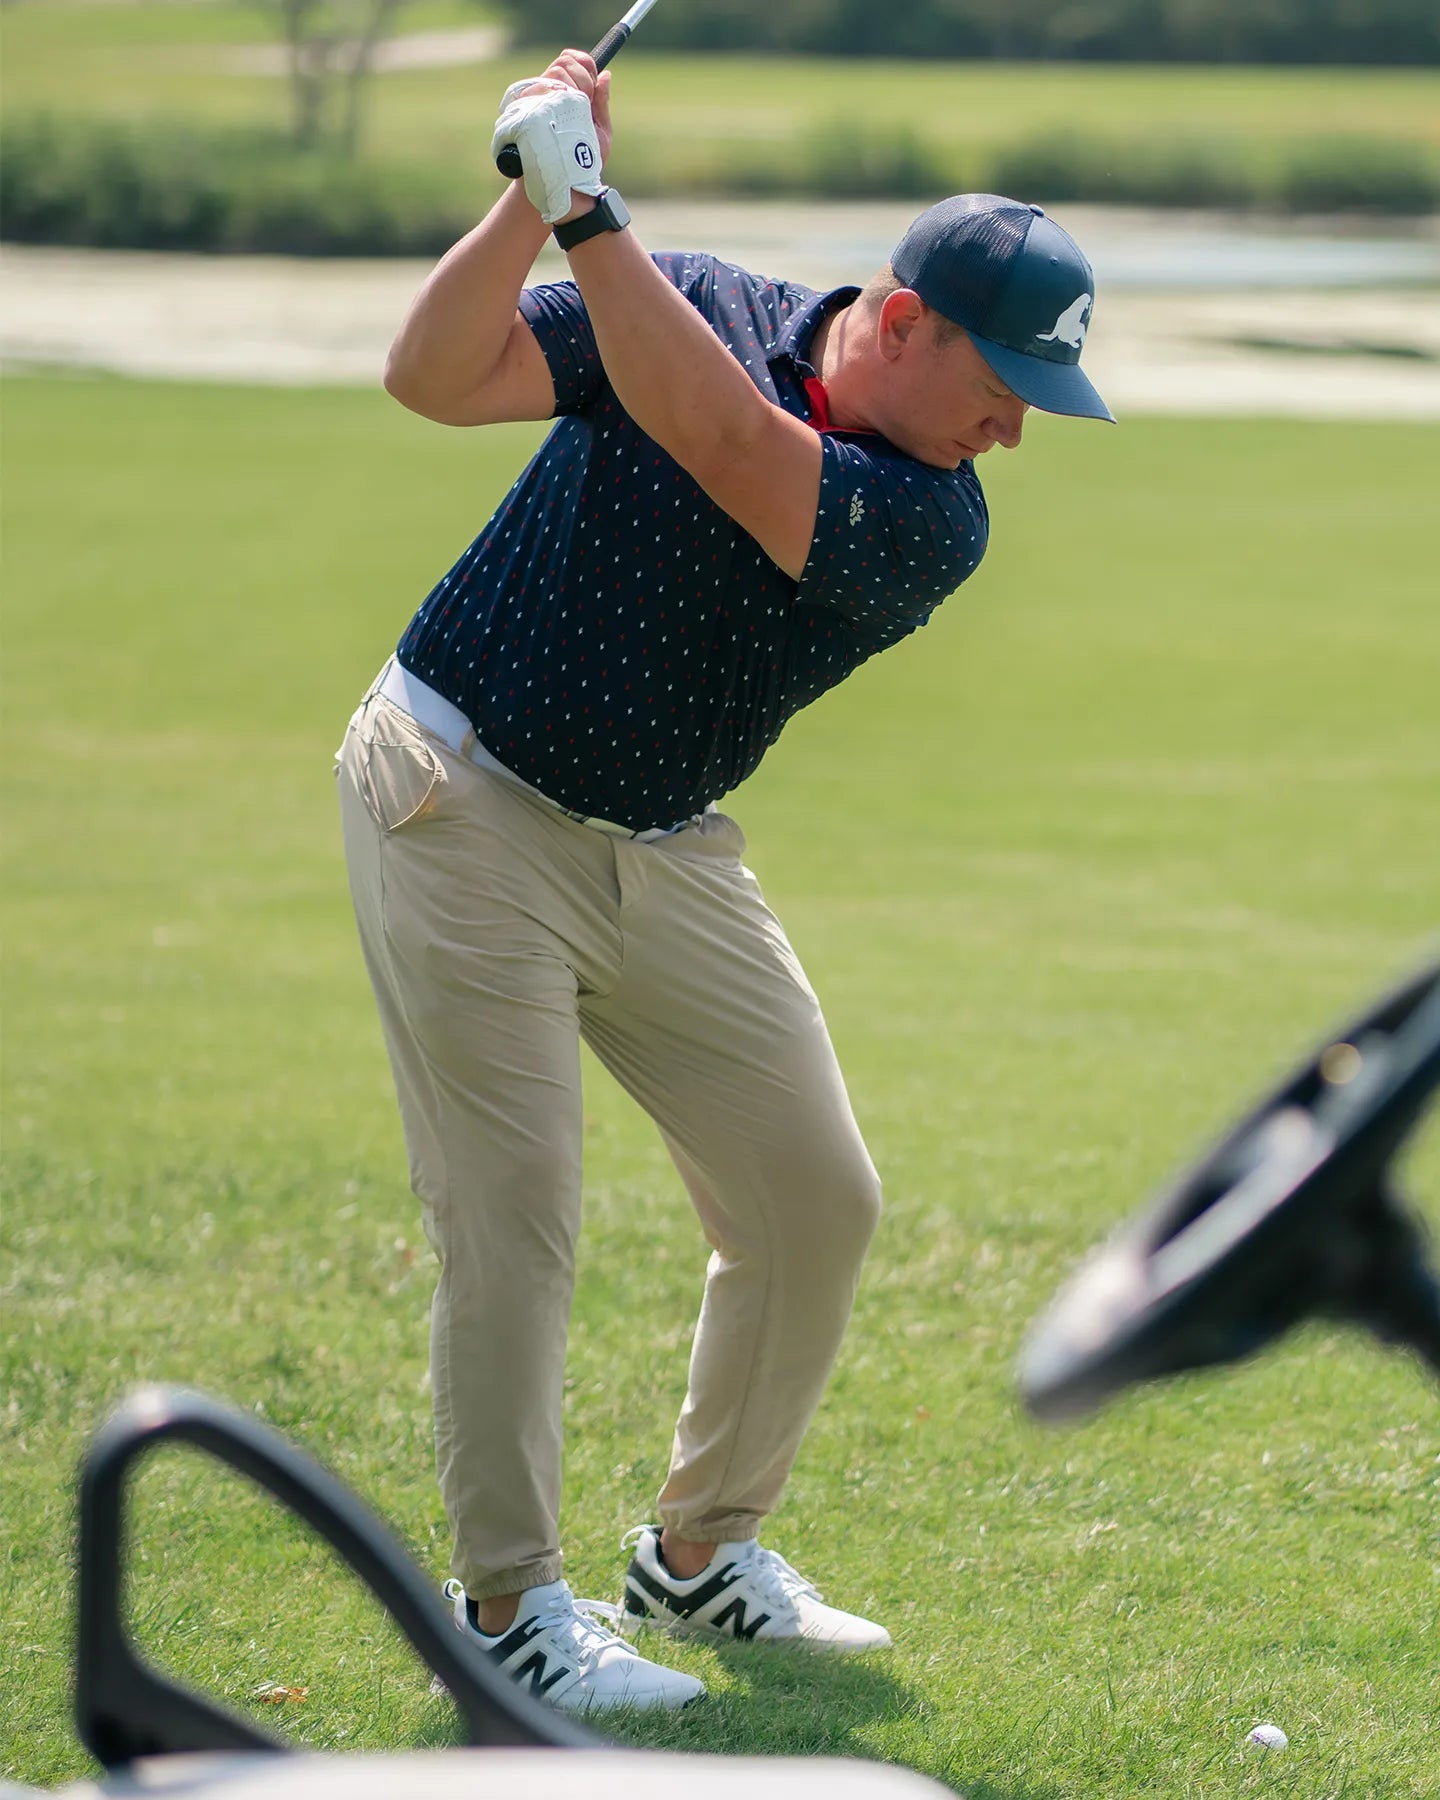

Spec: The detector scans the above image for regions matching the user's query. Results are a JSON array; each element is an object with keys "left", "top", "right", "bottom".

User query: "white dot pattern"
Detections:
[{"left": 396, "top": 254, "right": 989, "bottom": 830}]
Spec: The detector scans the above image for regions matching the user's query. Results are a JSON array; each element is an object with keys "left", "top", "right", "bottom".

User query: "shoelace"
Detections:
[
  {"left": 622, "top": 1525, "right": 824, "bottom": 1608},
  {"left": 539, "top": 1593, "right": 635, "bottom": 1666},
  {"left": 446, "top": 1579, "right": 635, "bottom": 1665},
  {"left": 732, "top": 1544, "right": 823, "bottom": 1608}
]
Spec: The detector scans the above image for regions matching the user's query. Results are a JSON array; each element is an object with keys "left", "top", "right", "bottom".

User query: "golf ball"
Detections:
[{"left": 1248, "top": 1723, "right": 1288, "bottom": 1750}]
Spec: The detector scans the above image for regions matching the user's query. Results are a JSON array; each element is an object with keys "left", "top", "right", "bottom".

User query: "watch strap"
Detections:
[{"left": 554, "top": 188, "right": 630, "bottom": 251}]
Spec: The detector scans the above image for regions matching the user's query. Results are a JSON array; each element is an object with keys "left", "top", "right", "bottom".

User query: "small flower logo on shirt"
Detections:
[{"left": 849, "top": 494, "right": 865, "bottom": 528}]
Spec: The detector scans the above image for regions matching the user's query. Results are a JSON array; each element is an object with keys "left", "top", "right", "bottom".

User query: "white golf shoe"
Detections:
[
  {"left": 444, "top": 1576, "right": 706, "bottom": 1712},
  {"left": 619, "top": 1526, "right": 892, "bottom": 1651}
]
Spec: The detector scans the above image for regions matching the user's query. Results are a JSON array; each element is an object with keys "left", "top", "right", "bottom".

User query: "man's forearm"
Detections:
[{"left": 383, "top": 182, "right": 551, "bottom": 408}]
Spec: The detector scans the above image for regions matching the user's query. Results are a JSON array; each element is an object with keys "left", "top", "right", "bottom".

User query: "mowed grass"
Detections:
[
  {"left": 3, "top": 0, "right": 1439, "bottom": 193},
  {"left": 3, "top": 375, "right": 1440, "bottom": 1795}
]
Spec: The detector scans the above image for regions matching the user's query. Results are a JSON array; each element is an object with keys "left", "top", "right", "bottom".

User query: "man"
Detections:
[{"left": 336, "top": 49, "right": 1112, "bottom": 1715}]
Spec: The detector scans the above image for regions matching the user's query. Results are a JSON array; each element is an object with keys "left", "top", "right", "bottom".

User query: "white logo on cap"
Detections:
[{"left": 1036, "top": 293, "right": 1093, "bottom": 349}]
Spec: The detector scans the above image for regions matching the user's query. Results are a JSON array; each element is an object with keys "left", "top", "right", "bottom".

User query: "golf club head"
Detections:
[{"left": 1020, "top": 957, "right": 1440, "bottom": 1423}]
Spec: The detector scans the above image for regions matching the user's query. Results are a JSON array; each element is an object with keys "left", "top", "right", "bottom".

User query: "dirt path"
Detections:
[
  {"left": 226, "top": 26, "right": 509, "bottom": 76},
  {"left": 4, "top": 206, "right": 1438, "bottom": 416}
]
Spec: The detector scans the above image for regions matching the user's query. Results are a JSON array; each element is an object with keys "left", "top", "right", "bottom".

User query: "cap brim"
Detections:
[{"left": 966, "top": 329, "right": 1115, "bottom": 423}]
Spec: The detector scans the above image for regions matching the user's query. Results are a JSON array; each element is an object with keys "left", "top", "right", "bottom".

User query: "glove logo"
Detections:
[{"left": 574, "top": 143, "right": 596, "bottom": 170}]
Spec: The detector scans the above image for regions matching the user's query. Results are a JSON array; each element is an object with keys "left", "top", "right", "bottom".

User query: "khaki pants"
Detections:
[{"left": 336, "top": 680, "right": 881, "bottom": 1599}]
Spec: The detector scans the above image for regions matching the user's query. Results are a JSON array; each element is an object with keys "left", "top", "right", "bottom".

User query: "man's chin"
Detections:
[
  {"left": 922, "top": 440, "right": 990, "bottom": 469},
  {"left": 908, "top": 443, "right": 965, "bottom": 470}
]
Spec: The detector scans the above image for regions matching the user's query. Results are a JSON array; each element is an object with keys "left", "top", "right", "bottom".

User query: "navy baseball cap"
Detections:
[{"left": 891, "top": 194, "right": 1114, "bottom": 422}]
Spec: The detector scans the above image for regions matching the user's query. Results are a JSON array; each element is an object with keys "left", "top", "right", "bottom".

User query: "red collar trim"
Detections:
[
  {"left": 803, "top": 375, "right": 830, "bottom": 431},
  {"left": 802, "top": 374, "right": 879, "bottom": 440}
]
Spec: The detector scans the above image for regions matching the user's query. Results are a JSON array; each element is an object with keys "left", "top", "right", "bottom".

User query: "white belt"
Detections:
[{"left": 375, "top": 659, "right": 691, "bottom": 842}]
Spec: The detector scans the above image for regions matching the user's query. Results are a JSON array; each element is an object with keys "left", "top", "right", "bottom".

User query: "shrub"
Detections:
[
  {"left": 1278, "top": 136, "right": 1440, "bottom": 215},
  {"left": 0, "top": 115, "right": 476, "bottom": 257},
  {"left": 792, "top": 121, "right": 953, "bottom": 200},
  {"left": 988, "top": 131, "right": 1253, "bottom": 210}
]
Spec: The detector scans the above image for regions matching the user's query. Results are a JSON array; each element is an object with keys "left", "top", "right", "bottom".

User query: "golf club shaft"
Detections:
[{"left": 495, "top": 0, "right": 660, "bottom": 179}]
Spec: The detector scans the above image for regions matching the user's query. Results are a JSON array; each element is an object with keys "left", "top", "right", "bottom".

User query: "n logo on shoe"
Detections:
[
  {"left": 512, "top": 1649, "right": 571, "bottom": 1697},
  {"left": 626, "top": 1551, "right": 771, "bottom": 1638},
  {"left": 489, "top": 1617, "right": 572, "bottom": 1698},
  {"left": 710, "top": 1595, "right": 771, "bottom": 1641}
]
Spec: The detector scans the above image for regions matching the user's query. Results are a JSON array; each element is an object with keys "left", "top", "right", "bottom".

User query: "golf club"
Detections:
[
  {"left": 494, "top": 0, "right": 661, "bottom": 180},
  {"left": 1020, "top": 955, "right": 1440, "bottom": 1423}
]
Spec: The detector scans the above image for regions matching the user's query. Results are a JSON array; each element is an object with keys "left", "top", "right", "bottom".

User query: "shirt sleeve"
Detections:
[
  {"left": 797, "top": 434, "right": 989, "bottom": 628},
  {"left": 519, "top": 281, "right": 603, "bottom": 416},
  {"left": 519, "top": 257, "right": 730, "bottom": 415}
]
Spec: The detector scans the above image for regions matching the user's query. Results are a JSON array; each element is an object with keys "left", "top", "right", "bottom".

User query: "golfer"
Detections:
[{"left": 337, "top": 49, "right": 1112, "bottom": 1713}]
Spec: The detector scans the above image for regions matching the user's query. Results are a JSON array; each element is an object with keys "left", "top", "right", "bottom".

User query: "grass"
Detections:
[
  {"left": 2, "top": 1, "right": 1438, "bottom": 199},
  {"left": 3, "top": 375, "right": 1440, "bottom": 1795}
]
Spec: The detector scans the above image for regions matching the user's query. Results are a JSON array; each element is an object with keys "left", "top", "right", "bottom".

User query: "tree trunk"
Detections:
[
  {"left": 338, "top": 0, "right": 405, "bottom": 159},
  {"left": 279, "top": 0, "right": 332, "bottom": 150},
  {"left": 262, "top": 0, "right": 410, "bottom": 154}
]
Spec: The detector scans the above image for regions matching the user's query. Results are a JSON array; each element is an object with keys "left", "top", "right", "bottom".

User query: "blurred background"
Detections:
[{"left": 2, "top": 0, "right": 1438, "bottom": 405}]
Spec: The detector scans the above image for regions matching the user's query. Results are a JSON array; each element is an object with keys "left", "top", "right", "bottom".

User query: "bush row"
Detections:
[
  {"left": 3, "top": 116, "right": 1436, "bottom": 258},
  {"left": 662, "top": 120, "right": 1440, "bottom": 214},
  {"left": 0, "top": 118, "right": 471, "bottom": 258},
  {"left": 500, "top": 0, "right": 1440, "bottom": 66}
]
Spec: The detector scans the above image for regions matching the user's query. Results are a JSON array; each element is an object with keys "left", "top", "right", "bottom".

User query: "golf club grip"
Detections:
[
  {"left": 494, "top": 24, "right": 631, "bottom": 179},
  {"left": 590, "top": 22, "right": 631, "bottom": 69}
]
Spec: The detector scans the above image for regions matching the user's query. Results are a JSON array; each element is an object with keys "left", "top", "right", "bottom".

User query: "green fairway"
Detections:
[
  {"left": 4, "top": 1, "right": 1438, "bottom": 197},
  {"left": 3, "top": 375, "right": 1439, "bottom": 1796}
]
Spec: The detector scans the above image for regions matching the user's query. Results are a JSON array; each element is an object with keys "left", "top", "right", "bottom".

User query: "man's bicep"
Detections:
[
  {"left": 434, "top": 313, "right": 558, "bottom": 427},
  {"left": 692, "top": 407, "right": 824, "bottom": 582}
]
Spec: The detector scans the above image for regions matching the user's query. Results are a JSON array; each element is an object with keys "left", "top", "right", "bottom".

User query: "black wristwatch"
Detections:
[{"left": 553, "top": 187, "right": 631, "bottom": 252}]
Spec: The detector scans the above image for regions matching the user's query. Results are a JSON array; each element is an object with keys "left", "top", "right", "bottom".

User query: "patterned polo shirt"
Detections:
[{"left": 395, "top": 252, "right": 990, "bottom": 830}]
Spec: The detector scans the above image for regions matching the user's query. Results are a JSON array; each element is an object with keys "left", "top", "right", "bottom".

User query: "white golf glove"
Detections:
[{"left": 491, "top": 78, "right": 604, "bottom": 225}]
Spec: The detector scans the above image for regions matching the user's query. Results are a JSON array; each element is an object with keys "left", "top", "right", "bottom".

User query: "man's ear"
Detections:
[{"left": 876, "top": 288, "right": 926, "bottom": 361}]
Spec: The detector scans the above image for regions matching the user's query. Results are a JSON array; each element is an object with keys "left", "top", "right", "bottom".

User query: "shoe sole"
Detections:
[
  {"left": 566, "top": 1689, "right": 707, "bottom": 1715},
  {"left": 429, "top": 1666, "right": 705, "bottom": 1712},
  {"left": 620, "top": 1607, "right": 889, "bottom": 1654}
]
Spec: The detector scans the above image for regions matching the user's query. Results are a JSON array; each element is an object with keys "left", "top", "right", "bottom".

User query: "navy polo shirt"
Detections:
[{"left": 396, "top": 252, "right": 989, "bottom": 830}]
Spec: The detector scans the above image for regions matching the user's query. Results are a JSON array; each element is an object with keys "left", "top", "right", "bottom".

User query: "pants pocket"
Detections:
[{"left": 351, "top": 699, "right": 449, "bottom": 834}]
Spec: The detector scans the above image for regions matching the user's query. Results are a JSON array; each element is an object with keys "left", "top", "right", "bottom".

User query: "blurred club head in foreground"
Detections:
[{"left": 1020, "top": 957, "right": 1440, "bottom": 1424}]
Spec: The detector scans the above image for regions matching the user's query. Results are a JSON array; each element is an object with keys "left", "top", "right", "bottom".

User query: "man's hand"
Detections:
[
  {"left": 541, "top": 51, "right": 613, "bottom": 165},
  {"left": 491, "top": 51, "right": 613, "bottom": 226}
]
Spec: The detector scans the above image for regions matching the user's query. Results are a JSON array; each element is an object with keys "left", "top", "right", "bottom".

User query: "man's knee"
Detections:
[
  {"left": 835, "top": 1152, "right": 884, "bottom": 1259},
  {"left": 796, "top": 1142, "right": 882, "bottom": 1279}
]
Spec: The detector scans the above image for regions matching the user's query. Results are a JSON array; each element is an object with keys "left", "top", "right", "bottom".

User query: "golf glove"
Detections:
[{"left": 491, "top": 79, "right": 604, "bottom": 225}]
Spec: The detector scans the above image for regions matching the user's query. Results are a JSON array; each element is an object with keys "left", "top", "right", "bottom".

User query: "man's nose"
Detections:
[{"left": 989, "top": 399, "right": 1028, "bottom": 450}]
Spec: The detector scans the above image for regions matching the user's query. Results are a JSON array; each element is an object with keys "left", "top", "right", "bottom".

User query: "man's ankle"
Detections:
[
  {"left": 659, "top": 1529, "right": 717, "bottom": 1581},
  {"left": 472, "top": 1591, "right": 522, "bottom": 1636}
]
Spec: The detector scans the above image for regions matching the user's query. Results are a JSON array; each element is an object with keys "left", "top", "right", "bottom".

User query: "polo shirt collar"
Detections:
[{"left": 770, "top": 285, "right": 861, "bottom": 378}]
